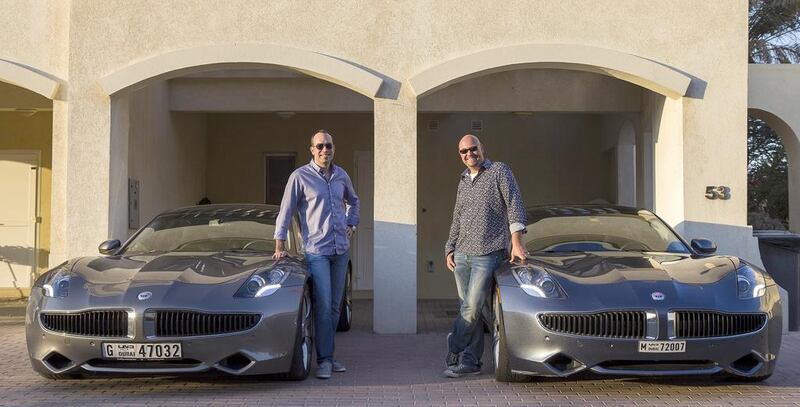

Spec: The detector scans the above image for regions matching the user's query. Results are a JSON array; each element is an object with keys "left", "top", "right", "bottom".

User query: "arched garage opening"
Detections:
[
  {"left": 747, "top": 109, "right": 799, "bottom": 232},
  {"left": 0, "top": 60, "right": 60, "bottom": 298},
  {"left": 102, "top": 45, "right": 380, "bottom": 304},
  {"left": 411, "top": 45, "right": 691, "bottom": 301}
]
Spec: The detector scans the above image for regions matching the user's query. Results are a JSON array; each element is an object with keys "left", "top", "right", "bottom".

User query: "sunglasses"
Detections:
[
  {"left": 459, "top": 146, "right": 479, "bottom": 155},
  {"left": 313, "top": 143, "right": 334, "bottom": 150}
]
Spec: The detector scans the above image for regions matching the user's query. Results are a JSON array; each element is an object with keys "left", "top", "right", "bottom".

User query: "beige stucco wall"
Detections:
[
  {"left": 0, "top": 111, "right": 52, "bottom": 276},
  {"left": 127, "top": 82, "right": 207, "bottom": 235}
]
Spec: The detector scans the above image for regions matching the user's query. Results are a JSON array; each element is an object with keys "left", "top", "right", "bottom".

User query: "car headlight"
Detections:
[
  {"left": 512, "top": 266, "right": 565, "bottom": 298},
  {"left": 236, "top": 268, "right": 288, "bottom": 298},
  {"left": 736, "top": 264, "right": 766, "bottom": 299},
  {"left": 43, "top": 274, "right": 70, "bottom": 298}
]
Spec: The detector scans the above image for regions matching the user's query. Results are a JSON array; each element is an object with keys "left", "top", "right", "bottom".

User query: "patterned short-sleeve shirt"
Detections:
[{"left": 445, "top": 160, "right": 527, "bottom": 256}]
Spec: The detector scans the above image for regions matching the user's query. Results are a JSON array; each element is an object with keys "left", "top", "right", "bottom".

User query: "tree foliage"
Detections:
[{"left": 749, "top": 0, "right": 800, "bottom": 63}]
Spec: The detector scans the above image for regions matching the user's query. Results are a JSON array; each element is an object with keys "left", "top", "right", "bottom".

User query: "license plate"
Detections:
[
  {"left": 102, "top": 342, "right": 182, "bottom": 360},
  {"left": 638, "top": 341, "right": 686, "bottom": 353}
]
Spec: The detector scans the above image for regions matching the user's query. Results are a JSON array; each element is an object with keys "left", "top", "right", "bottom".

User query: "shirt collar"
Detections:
[
  {"left": 309, "top": 159, "right": 335, "bottom": 176},
  {"left": 461, "top": 159, "right": 492, "bottom": 179}
]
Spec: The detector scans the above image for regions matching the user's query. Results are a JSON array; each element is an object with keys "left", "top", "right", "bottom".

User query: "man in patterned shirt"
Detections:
[{"left": 443, "top": 134, "right": 527, "bottom": 378}]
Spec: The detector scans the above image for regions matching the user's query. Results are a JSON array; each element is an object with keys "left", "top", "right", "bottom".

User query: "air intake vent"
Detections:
[
  {"left": 40, "top": 310, "right": 129, "bottom": 337},
  {"left": 427, "top": 120, "right": 439, "bottom": 131},
  {"left": 470, "top": 120, "right": 483, "bottom": 132},
  {"left": 673, "top": 311, "right": 767, "bottom": 338},
  {"left": 154, "top": 311, "right": 261, "bottom": 337},
  {"left": 538, "top": 311, "right": 647, "bottom": 339}
]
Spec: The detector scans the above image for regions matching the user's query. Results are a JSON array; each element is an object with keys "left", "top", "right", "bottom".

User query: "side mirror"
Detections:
[
  {"left": 691, "top": 238, "right": 717, "bottom": 255},
  {"left": 99, "top": 239, "right": 121, "bottom": 255}
]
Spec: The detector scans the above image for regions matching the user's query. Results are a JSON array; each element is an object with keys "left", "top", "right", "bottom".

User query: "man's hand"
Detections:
[
  {"left": 272, "top": 240, "right": 288, "bottom": 260},
  {"left": 446, "top": 252, "right": 456, "bottom": 271},
  {"left": 509, "top": 231, "right": 527, "bottom": 265},
  {"left": 346, "top": 225, "right": 355, "bottom": 239}
]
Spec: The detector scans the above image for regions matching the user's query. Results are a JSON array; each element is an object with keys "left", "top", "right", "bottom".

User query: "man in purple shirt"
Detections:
[{"left": 273, "top": 130, "right": 360, "bottom": 379}]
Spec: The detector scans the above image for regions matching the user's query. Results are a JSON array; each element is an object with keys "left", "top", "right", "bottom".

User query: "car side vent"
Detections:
[
  {"left": 673, "top": 311, "right": 767, "bottom": 338},
  {"left": 470, "top": 120, "right": 483, "bottom": 132},
  {"left": 538, "top": 311, "right": 647, "bottom": 339}
]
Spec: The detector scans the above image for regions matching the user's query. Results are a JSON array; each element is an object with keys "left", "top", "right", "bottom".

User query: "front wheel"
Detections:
[
  {"left": 285, "top": 286, "right": 313, "bottom": 380},
  {"left": 493, "top": 291, "right": 527, "bottom": 382}
]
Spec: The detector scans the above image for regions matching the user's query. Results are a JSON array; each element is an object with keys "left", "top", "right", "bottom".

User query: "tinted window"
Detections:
[
  {"left": 122, "top": 208, "right": 279, "bottom": 255},
  {"left": 524, "top": 208, "right": 690, "bottom": 254}
]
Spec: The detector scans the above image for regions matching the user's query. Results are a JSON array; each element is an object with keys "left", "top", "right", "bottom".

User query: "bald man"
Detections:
[{"left": 443, "top": 134, "right": 527, "bottom": 378}]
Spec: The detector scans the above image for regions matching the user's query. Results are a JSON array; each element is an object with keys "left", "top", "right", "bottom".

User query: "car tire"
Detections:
[
  {"left": 336, "top": 264, "right": 353, "bottom": 332},
  {"left": 285, "top": 286, "right": 313, "bottom": 380},
  {"left": 493, "top": 291, "right": 527, "bottom": 383}
]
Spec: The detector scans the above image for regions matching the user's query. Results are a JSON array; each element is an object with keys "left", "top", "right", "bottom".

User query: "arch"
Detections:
[
  {"left": 99, "top": 44, "right": 384, "bottom": 98},
  {"left": 748, "top": 108, "right": 800, "bottom": 233},
  {"left": 409, "top": 44, "right": 692, "bottom": 99},
  {"left": 0, "top": 59, "right": 60, "bottom": 99}
]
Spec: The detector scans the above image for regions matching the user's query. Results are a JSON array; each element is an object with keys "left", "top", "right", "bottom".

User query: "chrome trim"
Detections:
[
  {"left": 646, "top": 311, "right": 659, "bottom": 340},
  {"left": 668, "top": 311, "right": 676, "bottom": 339},
  {"left": 38, "top": 308, "right": 135, "bottom": 339},
  {"left": 589, "top": 365, "right": 723, "bottom": 376}
]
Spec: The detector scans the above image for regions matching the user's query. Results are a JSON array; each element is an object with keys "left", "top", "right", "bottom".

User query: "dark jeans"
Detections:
[
  {"left": 306, "top": 252, "right": 349, "bottom": 365},
  {"left": 447, "top": 249, "right": 505, "bottom": 368}
]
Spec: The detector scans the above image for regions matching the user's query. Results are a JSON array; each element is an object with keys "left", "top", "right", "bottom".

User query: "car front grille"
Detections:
[
  {"left": 153, "top": 311, "right": 261, "bottom": 337},
  {"left": 538, "top": 311, "right": 647, "bottom": 339},
  {"left": 673, "top": 311, "right": 767, "bottom": 338},
  {"left": 40, "top": 310, "right": 129, "bottom": 337}
]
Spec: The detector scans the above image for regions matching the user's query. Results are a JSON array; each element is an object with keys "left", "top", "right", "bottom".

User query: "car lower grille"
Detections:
[
  {"left": 538, "top": 311, "right": 647, "bottom": 339},
  {"left": 673, "top": 311, "right": 767, "bottom": 338},
  {"left": 40, "top": 310, "right": 129, "bottom": 337},
  {"left": 153, "top": 311, "right": 261, "bottom": 337}
]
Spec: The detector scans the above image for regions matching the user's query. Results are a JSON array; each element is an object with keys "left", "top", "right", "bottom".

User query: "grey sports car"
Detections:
[
  {"left": 26, "top": 204, "right": 352, "bottom": 379},
  {"left": 492, "top": 205, "right": 782, "bottom": 382}
]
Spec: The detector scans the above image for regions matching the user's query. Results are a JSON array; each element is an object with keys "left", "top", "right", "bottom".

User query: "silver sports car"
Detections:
[
  {"left": 26, "top": 204, "right": 352, "bottom": 379},
  {"left": 492, "top": 205, "right": 782, "bottom": 382}
]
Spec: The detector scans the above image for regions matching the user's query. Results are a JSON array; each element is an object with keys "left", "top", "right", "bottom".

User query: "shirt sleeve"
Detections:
[
  {"left": 498, "top": 163, "right": 527, "bottom": 230},
  {"left": 343, "top": 173, "right": 360, "bottom": 226},
  {"left": 445, "top": 183, "right": 464, "bottom": 255},
  {"left": 274, "top": 171, "right": 301, "bottom": 241}
]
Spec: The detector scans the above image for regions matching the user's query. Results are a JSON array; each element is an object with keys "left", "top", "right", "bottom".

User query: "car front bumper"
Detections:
[{"left": 497, "top": 285, "right": 783, "bottom": 378}]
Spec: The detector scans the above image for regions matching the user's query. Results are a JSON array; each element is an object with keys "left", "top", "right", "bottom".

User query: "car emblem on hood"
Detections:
[
  {"left": 138, "top": 291, "right": 152, "bottom": 301},
  {"left": 651, "top": 292, "right": 665, "bottom": 301}
]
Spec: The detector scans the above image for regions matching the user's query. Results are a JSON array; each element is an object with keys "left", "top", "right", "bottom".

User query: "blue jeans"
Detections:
[
  {"left": 448, "top": 250, "right": 505, "bottom": 368},
  {"left": 305, "top": 252, "right": 349, "bottom": 365}
]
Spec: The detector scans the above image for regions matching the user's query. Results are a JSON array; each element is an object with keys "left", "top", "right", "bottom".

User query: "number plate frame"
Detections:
[
  {"left": 102, "top": 342, "right": 183, "bottom": 360},
  {"left": 638, "top": 340, "right": 686, "bottom": 353}
]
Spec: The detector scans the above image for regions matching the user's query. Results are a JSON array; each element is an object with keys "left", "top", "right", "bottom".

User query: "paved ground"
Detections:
[{"left": 2, "top": 300, "right": 800, "bottom": 406}]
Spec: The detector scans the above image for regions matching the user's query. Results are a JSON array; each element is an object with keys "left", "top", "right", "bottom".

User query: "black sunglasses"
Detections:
[
  {"left": 459, "top": 146, "right": 479, "bottom": 155},
  {"left": 313, "top": 143, "right": 334, "bottom": 150}
]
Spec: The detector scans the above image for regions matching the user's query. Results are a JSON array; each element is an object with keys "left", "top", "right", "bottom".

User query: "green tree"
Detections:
[{"left": 749, "top": 0, "right": 800, "bottom": 63}]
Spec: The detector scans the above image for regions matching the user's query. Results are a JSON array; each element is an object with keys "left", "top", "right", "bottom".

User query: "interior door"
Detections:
[
  {"left": 353, "top": 151, "right": 373, "bottom": 290},
  {"left": 0, "top": 152, "right": 39, "bottom": 289}
]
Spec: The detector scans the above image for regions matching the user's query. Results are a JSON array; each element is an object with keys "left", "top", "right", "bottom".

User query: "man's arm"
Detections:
[
  {"left": 445, "top": 184, "right": 464, "bottom": 271},
  {"left": 273, "top": 172, "right": 301, "bottom": 259},
  {"left": 498, "top": 163, "right": 527, "bottom": 263},
  {"left": 343, "top": 173, "right": 360, "bottom": 227}
]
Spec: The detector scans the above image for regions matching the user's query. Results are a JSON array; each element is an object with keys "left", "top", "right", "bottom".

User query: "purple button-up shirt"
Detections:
[{"left": 274, "top": 160, "right": 360, "bottom": 255}]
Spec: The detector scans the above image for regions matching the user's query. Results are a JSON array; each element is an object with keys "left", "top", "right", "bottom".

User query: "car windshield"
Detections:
[
  {"left": 524, "top": 207, "right": 690, "bottom": 254},
  {"left": 121, "top": 208, "right": 279, "bottom": 255}
]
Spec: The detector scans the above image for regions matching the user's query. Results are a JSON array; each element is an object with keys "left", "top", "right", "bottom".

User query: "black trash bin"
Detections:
[{"left": 755, "top": 230, "right": 800, "bottom": 331}]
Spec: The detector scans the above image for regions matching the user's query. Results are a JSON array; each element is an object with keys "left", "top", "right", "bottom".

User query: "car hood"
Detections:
[
  {"left": 500, "top": 252, "right": 748, "bottom": 309},
  {"left": 61, "top": 252, "right": 276, "bottom": 305}
]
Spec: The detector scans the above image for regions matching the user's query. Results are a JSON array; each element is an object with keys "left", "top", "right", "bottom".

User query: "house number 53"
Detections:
[{"left": 705, "top": 186, "right": 731, "bottom": 200}]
